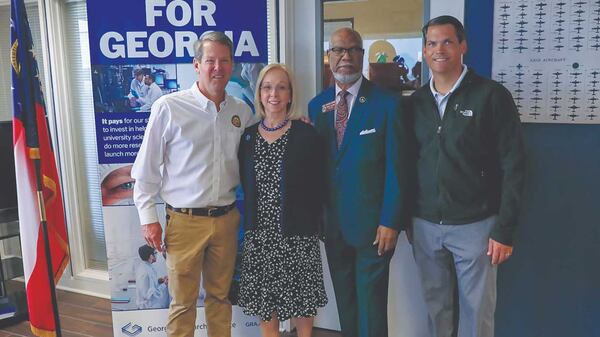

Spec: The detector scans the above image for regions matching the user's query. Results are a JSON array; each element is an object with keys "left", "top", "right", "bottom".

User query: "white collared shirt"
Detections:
[
  {"left": 430, "top": 65, "right": 468, "bottom": 118},
  {"left": 131, "top": 83, "right": 256, "bottom": 225},
  {"left": 335, "top": 76, "right": 363, "bottom": 120},
  {"left": 138, "top": 82, "right": 163, "bottom": 112}
]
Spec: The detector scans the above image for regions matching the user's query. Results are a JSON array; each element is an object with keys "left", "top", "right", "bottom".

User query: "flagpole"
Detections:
[
  {"left": 32, "top": 158, "right": 62, "bottom": 337},
  {"left": 12, "top": 0, "right": 69, "bottom": 334}
]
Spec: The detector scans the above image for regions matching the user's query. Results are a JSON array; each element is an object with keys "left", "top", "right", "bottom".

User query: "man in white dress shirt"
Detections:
[
  {"left": 131, "top": 32, "right": 255, "bottom": 337},
  {"left": 135, "top": 74, "right": 163, "bottom": 112}
]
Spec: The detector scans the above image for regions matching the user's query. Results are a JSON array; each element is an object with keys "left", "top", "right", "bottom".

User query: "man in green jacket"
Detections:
[{"left": 410, "top": 15, "right": 526, "bottom": 337}]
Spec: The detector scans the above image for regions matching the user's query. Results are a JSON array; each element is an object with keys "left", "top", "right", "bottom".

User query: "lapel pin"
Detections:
[
  {"left": 454, "top": 104, "right": 459, "bottom": 111},
  {"left": 359, "top": 96, "right": 366, "bottom": 103},
  {"left": 245, "top": 134, "right": 251, "bottom": 141},
  {"left": 322, "top": 100, "right": 335, "bottom": 113},
  {"left": 231, "top": 115, "right": 241, "bottom": 128}
]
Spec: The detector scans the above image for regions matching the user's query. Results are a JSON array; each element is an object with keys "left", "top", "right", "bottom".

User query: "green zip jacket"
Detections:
[{"left": 410, "top": 69, "right": 526, "bottom": 245}]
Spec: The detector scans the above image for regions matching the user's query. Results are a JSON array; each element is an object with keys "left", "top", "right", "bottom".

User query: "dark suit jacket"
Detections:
[
  {"left": 238, "top": 120, "right": 325, "bottom": 237},
  {"left": 308, "top": 78, "right": 412, "bottom": 247}
]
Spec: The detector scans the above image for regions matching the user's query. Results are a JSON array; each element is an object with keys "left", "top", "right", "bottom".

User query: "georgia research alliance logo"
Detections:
[{"left": 122, "top": 322, "right": 143, "bottom": 337}]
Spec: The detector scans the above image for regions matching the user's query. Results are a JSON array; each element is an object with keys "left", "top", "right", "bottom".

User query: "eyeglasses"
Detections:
[
  {"left": 328, "top": 47, "right": 364, "bottom": 56},
  {"left": 260, "top": 85, "right": 290, "bottom": 93}
]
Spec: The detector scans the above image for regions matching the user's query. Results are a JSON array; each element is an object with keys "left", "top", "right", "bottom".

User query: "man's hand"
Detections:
[
  {"left": 142, "top": 222, "right": 163, "bottom": 252},
  {"left": 373, "top": 225, "right": 399, "bottom": 256},
  {"left": 487, "top": 238, "right": 513, "bottom": 265}
]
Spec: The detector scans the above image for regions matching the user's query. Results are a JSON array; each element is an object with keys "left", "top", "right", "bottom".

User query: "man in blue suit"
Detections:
[{"left": 308, "top": 28, "right": 412, "bottom": 337}]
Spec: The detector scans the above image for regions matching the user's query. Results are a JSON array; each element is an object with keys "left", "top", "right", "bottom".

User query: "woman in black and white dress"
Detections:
[{"left": 238, "top": 63, "right": 327, "bottom": 337}]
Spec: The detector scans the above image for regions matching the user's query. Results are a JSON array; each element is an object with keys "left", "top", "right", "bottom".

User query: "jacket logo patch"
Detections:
[
  {"left": 459, "top": 109, "right": 473, "bottom": 117},
  {"left": 359, "top": 128, "right": 376, "bottom": 135}
]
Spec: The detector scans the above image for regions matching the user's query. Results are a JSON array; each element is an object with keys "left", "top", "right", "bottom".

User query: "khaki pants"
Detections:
[{"left": 165, "top": 208, "right": 240, "bottom": 337}]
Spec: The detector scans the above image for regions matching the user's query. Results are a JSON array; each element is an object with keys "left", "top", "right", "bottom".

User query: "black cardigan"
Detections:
[{"left": 238, "top": 120, "right": 325, "bottom": 237}]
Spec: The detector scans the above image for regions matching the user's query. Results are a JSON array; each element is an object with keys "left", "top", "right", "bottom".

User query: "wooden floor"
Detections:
[
  {"left": 0, "top": 289, "right": 112, "bottom": 337},
  {"left": 0, "top": 288, "right": 340, "bottom": 337}
]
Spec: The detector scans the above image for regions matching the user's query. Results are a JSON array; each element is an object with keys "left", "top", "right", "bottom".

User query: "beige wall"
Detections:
[{"left": 324, "top": 0, "right": 423, "bottom": 38}]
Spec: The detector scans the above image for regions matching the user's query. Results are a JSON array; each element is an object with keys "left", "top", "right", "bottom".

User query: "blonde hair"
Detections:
[{"left": 253, "top": 63, "right": 302, "bottom": 120}]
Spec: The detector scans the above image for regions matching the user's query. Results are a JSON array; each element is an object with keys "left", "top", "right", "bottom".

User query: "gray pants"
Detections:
[{"left": 412, "top": 216, "right": 497, "bottom": 337}]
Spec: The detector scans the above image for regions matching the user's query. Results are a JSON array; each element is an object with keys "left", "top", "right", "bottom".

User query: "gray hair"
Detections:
[
  {"left": 193, "top": 31, "right": 234, "bottom": 61},
  {"left": 329, "top": 27, "right": 363, "bottom": 48}
]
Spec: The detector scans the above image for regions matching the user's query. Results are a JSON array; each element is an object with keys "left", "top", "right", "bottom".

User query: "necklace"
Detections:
[{"left": 260, "top": 118, "right": 289, "bottom": 132}]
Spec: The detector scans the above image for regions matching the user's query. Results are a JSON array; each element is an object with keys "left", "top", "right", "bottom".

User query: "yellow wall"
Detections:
[{"left": 324, "top": 0, "right": 423, "bottom": 37}]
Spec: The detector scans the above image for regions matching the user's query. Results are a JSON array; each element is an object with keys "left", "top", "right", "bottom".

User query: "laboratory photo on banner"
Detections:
[
  {"left": 91, "top": 61, "right": 264, "bottom": 114},
  {"left": 91, "top": 64, "right": 179, "bottom": 113},
  {"left": 104, "top": 205, "right": 214, "bottom": 312},
  {"left": 102, "top": 189, "right": 255, "bottom": 312},
  {"left": 104, "top": 206, "right": 173, "bottom": 311},
  {"left": 102, "top": 195, "right": 261, "bottom": 336}
]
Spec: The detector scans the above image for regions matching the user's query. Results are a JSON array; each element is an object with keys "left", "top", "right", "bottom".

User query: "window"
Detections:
[{"left": 61, "top": 0, "right": 107, "bottom": 270}]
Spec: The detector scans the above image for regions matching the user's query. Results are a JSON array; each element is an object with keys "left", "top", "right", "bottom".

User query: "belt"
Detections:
[{"left": 166, "top": 203, "right": 235, "bottom": 217}]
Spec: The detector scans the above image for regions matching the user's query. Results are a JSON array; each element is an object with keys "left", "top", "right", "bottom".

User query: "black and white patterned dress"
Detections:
[{"left": 237, "top": 129, "right": 327, "bottom": 322}]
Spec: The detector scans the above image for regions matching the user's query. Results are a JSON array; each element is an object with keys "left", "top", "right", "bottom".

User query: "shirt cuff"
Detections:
[{"left": 138, "top": 207, "right": 159, "bottom": 225}]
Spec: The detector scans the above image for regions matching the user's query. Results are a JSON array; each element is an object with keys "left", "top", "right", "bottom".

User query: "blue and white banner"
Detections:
[
  {"left": 86, "top": 1, "right": 267, "bottom": 336},
  {"left": 87, "top": 0, "right": 268, "bottom": 64}
]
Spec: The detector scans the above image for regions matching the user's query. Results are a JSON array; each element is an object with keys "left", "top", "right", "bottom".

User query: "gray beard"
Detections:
[{"left": 332, "top": 71, "right": 361, "bottom": 85}]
